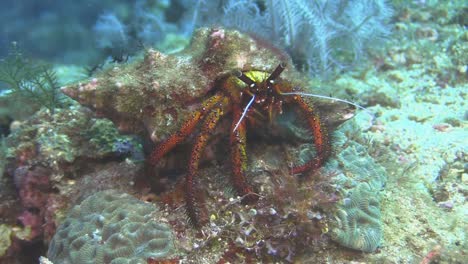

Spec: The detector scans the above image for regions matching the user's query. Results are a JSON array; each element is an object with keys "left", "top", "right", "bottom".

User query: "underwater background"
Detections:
[{"left": 0, "top": 0, "right": 466, "bottom": 263}]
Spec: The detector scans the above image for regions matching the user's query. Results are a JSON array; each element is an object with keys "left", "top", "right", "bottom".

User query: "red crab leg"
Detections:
[
  {"left": 230, "top": 104, "right": 257, "bottom": 203},
  {"left": 186, "top": 106, "right": 225, "bottom": 227},
  {"left": 290, "top": 96, "right": 331, "bottom": 174},
  {"left": 149, "top": 94, "right": 224, "bottom": 165}
]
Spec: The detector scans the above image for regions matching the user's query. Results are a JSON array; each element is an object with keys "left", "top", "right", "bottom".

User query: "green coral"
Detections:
[
  {"left": 37, "top": 131, "right": 76, "bottom": 163},
  {"left": 47, "top": 190, "right": 176, "bottom": 264},
  {"left": 5, "top": 108, "right": 86, "bottom": 165},
  {"left": 84, "top": 118, "right": 142, "bottom": 160},
  {"left": 5, "top": 107, "right": 140, "bottom": 168},
  {"left": 87, "top": 119, "right": 125, "bottom": 154}
]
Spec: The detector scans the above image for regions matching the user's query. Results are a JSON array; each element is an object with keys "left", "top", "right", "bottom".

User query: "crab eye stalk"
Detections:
[
  {"left": 266, "top": 62, "right": 286, "bottom": 84},
  {"left": 235, "top": 70, "right": 256, "bottom": 88}
]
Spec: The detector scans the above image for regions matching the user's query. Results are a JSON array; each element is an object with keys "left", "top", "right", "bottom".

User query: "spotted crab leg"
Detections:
[
  {"left": 149, "top": 94, "right": 224, "bottom": 165},
  {"left": 230, "top": 104, "right": 257, "bottom": 203},
  {"left": 289, "top": 95, "right": 331, "bottom": 174},
  {"left": 185, "top": 105, "right": 226, "bottom": 227}
]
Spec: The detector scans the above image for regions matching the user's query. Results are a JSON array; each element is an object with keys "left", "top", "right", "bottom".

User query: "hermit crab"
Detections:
[
  {"left": 61, "top": 28, "right": 356, "bottom": 228},
  {"left": 149, "top": 61, "right": 356, "bottom": 227}
]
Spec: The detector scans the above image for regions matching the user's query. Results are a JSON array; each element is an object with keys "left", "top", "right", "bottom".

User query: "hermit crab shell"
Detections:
[{"left": 62, "top": 28, "right": 352, "bottom": 143}]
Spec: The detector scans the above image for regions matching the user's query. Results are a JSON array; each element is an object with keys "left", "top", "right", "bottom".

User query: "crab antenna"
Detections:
[
  {"left": 236, "top": 70, "right": 255, "bottom": 87},
  {"left": 266, "top": 62, "right": 287, "bottom": 83},
  {"left": 281, "top": 91, "right": 374, "bottom": 117},
  {"left": 233, "top": 94, "right": 256, "bottom": 132}
]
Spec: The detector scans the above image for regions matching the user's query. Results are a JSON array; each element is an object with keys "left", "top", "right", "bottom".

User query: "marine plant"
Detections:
[
  {"left": 191, "top": 0, "right": 393, "bottom": 76},
  {"left": 0, "top": 43, "right": 63, "bottom": 114}
]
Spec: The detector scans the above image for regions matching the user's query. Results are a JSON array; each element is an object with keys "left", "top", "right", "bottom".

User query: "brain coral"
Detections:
[
  {"left": 331, "top": 183, "right": 382, "bottom": 253},
  {"left": 328, "top": 136, "right": 386, "bottom": 253},
  {"left": 47, "top": 190, "right": 176, "bottom": 264}
]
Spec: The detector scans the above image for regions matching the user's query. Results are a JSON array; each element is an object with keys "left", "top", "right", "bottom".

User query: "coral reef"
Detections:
[
  {"left": 5, "top": 107, "right": 141, "bottom": 167},
  {"left": 0, "top": 107, "right": 144, "bottom": 261},
  {"left": 1, "top": 1, "right": 465, "bottom": 262},
  {"left": 1, "top": 0, "right": 393, "bottom": 75},
  {"left": 13, "top": 166, "right": 53, "bottom": 241},
  {"left": 47, "top": 190, "right": 176, "bottom": 264}
]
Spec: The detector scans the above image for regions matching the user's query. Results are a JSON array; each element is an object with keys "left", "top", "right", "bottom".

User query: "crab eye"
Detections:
[
  {"left": 235, "top": 70, "right": 255, "bottom": 87},
  {"left": 266, "top": 62, "right": 286, "bottom": 84}
]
